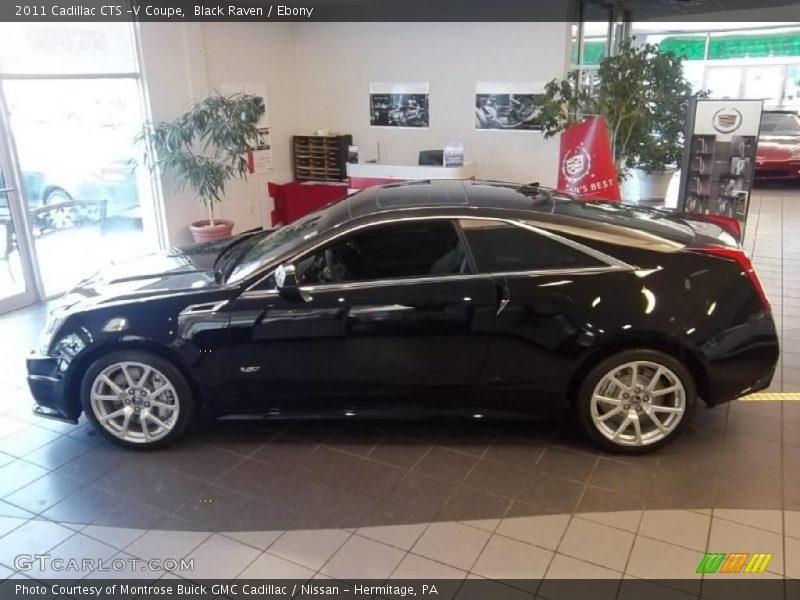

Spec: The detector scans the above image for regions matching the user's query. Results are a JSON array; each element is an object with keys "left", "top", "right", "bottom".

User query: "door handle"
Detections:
[{"left": 496, "top": 284, "right": 511, "bottom": 316}]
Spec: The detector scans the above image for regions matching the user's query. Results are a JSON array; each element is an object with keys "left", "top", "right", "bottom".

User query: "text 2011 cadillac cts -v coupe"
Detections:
[{"left": 27, "top": 180, "right": 779, "bottom": 452}]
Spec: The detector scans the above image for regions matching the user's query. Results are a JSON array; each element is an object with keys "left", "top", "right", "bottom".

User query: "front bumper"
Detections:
[{"left": 26, "top": 353, "right": 79, "bottom": 423}]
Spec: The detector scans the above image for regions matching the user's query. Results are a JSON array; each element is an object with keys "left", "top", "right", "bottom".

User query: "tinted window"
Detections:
[
  {"left": 759, "top": 113, "right": 800, "bottom": 135},
  {"left": 297, "top": 220, "right": 469, "bottom": 285},
  {"left": 227, "top": 197, "right": 356, "bottom": 284},
  {"left": 460, "top": 220, "right": 604, "bottom": 273}
]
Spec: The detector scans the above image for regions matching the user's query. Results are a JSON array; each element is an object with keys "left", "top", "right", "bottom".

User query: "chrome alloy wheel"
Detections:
[
  {"left": 89, "top": 361, "right": 180, "bottom": 444},
  {"left": 590, "top": 360, "right": 686, "bottom": 447}
]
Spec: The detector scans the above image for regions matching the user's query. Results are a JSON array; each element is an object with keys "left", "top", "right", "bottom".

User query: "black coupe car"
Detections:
[{"left": 27, "top": 180, "right": 779, "bottom": 453}]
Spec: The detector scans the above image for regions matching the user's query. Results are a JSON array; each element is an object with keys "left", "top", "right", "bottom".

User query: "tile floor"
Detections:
[{"left": 0, "top": 188, "right": 798, "bottom": 592}]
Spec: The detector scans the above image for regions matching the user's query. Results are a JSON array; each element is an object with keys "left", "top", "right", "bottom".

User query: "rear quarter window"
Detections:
[{"left": 460, "top": 219, "right": 606, "bottom": 273}]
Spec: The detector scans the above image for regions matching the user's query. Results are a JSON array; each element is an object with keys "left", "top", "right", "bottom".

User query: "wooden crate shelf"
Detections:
[{"left": 293, "top": 134, "right": 352, "bottom": 182}]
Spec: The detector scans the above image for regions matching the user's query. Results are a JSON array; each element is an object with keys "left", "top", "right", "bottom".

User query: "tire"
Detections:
[
  {"left": 43, "top": 187, "right": 72, "bottom": 205},
  {"left": 81, "top": 350, "right": 195, "bottom": 450},
  {"left": 575, "top": 349, "right": 697, "bottom": 454}
]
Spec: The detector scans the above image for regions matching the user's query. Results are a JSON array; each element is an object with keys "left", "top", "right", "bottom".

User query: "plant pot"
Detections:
[
  {"left": 636, "top": 168, "right": 676, "bottom": 203},
  {"left": 619, "top": 169, "right": 641, "bottom": 204},
  {"left": 189, "top": 219, "right": 234, "bottom": 243}
]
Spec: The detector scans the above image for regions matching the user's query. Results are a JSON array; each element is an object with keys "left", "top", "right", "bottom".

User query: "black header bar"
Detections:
[
  {"left": 1, "top": 0, "right": 799, "bottom": 22},
  {"left": 1, "top": 579, "right": 796, "bottom": 600}
]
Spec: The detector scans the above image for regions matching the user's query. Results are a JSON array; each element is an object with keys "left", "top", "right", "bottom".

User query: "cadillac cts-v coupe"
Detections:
[{"left": 26, "top": 180, "right": 779, "bottom": 452}]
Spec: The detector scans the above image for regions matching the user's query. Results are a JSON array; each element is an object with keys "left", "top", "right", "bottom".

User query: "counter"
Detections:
[{"left": 347, "top": 162, "right": 477, "bottom": 190}]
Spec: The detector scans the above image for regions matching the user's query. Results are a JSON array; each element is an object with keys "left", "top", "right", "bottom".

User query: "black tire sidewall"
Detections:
[
  {"left": 575, "top": 349, "right": 697, "bottom": 454},
  {"left": 81, "top": 350, "right": 195, "bottom": 450}
]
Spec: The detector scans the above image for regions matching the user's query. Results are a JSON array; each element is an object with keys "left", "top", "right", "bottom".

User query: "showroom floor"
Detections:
[{"left": 0, "top": 188, "right": 798, "bottom": 593}]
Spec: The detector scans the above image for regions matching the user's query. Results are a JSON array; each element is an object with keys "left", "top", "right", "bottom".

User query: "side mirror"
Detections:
[
  {"left": 275, "top": 263, "right": 297, "bottom": 291},
  {"left": 275, "top": 263, "right": 309, "bottom": 303}
]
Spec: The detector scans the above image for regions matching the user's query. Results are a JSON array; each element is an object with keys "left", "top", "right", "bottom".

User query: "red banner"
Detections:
[{"left": 557, "top": 116, "right": 621, "bottom": 202}]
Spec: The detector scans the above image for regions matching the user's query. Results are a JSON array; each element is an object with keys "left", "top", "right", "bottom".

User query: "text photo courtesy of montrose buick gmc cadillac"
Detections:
[{"left": 26, "top": 180, "right": 779, "bottom": 453}]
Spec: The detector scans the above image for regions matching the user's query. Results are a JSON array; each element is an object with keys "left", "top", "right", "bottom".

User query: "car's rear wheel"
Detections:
[
  {"left": 81, "top": 350, "right": 194, "bottom": 449},
  {"left": 576, "top": 349, "right": 696, "bottom": 453}
]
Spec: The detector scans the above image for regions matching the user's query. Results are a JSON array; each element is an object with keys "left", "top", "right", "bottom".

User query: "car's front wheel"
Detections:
[
  {"left": 81, "top": 350, "right": 194, "bottom": 449},
  {"left": 576, "top": 349, "right": 696, "bottom": 453}
]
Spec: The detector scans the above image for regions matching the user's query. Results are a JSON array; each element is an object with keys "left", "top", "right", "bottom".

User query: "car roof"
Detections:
[
  {"left": 334, "top": 179, "right": 696, "bottom": 245},
  {"left": 345, "top": 179, "right": 551, "bottom": 218}
]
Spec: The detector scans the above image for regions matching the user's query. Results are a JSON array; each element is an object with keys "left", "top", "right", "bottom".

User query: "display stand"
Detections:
[{"left": 677, "top": 99, "right": 763, "bottom": 238}]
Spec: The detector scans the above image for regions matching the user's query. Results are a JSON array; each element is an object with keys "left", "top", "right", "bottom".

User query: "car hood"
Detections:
[
  {"left": 54, "top": 231, "right": 264, "bottom": 313},
  {"left": 757, "top": 136, "right": 800, "bottom": 161},
  {"left": 64, "top": 249, "right": 217, "bottom": 305}
]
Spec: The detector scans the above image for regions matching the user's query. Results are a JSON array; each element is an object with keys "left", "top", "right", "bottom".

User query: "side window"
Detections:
[
  {"left": 296, "top": 220, "right": 470, "bottom": 285},
  {"left": 460, "top": 219, "right": 604, "bottom": 273}
]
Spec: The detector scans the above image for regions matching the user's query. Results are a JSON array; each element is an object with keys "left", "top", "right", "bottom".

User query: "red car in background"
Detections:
[{"left": 756, "top": 110, "right": 800, "bottom": 182}]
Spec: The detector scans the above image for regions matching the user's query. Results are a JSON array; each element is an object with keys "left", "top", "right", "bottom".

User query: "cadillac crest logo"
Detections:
[
  {"left": 712, "top": 108, "right": 743, "bottom": 134},
  {"left": 562, "top": 146, "right": 592, "bottom": 183}
]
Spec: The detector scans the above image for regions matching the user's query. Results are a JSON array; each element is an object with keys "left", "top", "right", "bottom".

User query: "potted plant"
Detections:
[
  {"left": 137, "top": 92, "right": 265, "bottom": 242},
  {"left": 533, "top": 41, "right": 707, "bottom": 203}
]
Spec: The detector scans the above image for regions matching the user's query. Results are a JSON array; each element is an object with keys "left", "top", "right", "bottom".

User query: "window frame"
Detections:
[
  {"left": 290, "top": 217, "right": 477, "bottom": 289},
  {"left": 242, "top": 215, "right": 632, "bottom": 297},
  {"left": 458, "top": 217, "right": 627, "bottom": 276}
]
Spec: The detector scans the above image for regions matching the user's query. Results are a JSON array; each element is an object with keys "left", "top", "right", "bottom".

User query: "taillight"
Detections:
[
  {"left": 690, "top": 214, "right": 742, "bottom": 242},
  {"left": 691, "top": 245, "right": 771, "bottom": 314}
]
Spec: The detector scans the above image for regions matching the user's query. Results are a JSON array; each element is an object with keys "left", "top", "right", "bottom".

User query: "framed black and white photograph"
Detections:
[
  {"left": 475, "top": 82, "right": 544, "bottom": 131},
  {"left": 256, "top": 127, "right": 271, "bottom": 151},
  {"left": 370, "top": 82, "right": 429, "bottom": 128}
]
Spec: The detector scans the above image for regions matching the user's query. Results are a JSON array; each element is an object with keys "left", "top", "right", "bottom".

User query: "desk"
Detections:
[
  {"left": 267, "top": 181, "right": 349, "bottom": 226},
  {"left": 347, "top": 162, "right": 477, "bottom": 190}
]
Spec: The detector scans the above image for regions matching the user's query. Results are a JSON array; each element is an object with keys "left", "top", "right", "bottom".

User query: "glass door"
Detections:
[
  {"left": 743, "top": 65, "right": 785, "bottom": 109},
  {"left": 783, "top": 65, "right": 800, "bottom": 109},
  {"left": 2, "top": 78, "right": 158, "bottom": 298},
  {"left": 0, "top": 96, "right": 40, "bottom": 312},
  {"left": 705, "top": 66, "right": 744, "bottom": 100},
  {"left": 0, "top": 22, "right": 160, "bottom": 312}
]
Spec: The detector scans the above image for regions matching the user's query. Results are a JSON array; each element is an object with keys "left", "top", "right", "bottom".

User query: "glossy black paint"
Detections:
[{"left": 26, "top": 180, "right": 779, "bottom": 424}]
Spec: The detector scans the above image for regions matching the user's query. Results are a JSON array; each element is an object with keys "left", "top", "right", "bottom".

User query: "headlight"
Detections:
[
  {"left": 40, "top": 311, "right": 68, "bottom": 354},
  {"left": 791, "top": 146, "right": 800, "bottom": 161},
  {"left": 40, "top": 300, "right": 80, "bottom": 354}
]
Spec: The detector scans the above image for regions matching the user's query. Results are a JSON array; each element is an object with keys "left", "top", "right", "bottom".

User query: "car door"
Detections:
[
  {"left": 225, "top": 218, "right": 496, "bottom": 412},
  {"left": 458, "top": 218, "right": 623, "bottom": 412}
]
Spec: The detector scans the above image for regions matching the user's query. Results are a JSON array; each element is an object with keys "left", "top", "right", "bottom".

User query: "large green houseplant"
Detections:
[
  {"left": 534, "top": 41, "right": 706, "bottom": 201},
  {"left": 137, "top": 92, "right": 265, "bottom": 242}
]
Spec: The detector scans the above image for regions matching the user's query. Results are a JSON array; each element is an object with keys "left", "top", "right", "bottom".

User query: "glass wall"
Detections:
[
  {"left": 0, "top": 161, "right": 29, "bottom": 307},
  {"left": 630, "top": 22, "right": 800, "bottom": 109},
  {"left": 0, "top": 23, "right": 159, "bottom": 302}
]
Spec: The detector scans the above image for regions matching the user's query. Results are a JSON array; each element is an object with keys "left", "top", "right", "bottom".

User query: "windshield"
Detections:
[
  {"left": 760, "top": 113, "right": 800, "bottom": 135},
  {"left": 227, "top": 212, "right": 325, "bottom": 283}
]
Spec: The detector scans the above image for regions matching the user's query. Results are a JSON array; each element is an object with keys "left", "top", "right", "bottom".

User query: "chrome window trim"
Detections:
[
  {"left": 243, "top": 214, "right": 633, "bottom": 294},
  {"left": 300, "top": 273, "right": 488, "bottom": 293},
  {"left": 508, "top": 219, "right": 633, "bottom": 271},
  {"left": 240, "top": 265, "right": 623, "bottom": 300}
]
